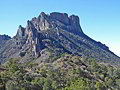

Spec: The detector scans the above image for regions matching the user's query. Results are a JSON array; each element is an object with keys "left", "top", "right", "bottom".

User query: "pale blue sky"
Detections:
[{"left": 0, "top": 0, "right": 120, "bottom": 56}]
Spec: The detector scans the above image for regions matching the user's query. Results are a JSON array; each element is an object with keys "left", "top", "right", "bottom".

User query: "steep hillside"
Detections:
[{"left": 0, "top": 54, "right": 120, "bottom": 90}]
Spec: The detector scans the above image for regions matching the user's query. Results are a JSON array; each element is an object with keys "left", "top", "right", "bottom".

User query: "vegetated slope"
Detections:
[
  {"left": 0, "top": 54, "right": 120, "bottom": 90},
  {"left": 0, "top": 12, "right": 120, "bottom": 66}
]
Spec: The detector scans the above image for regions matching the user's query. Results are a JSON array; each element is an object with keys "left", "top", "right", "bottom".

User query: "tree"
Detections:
[
  {"left": 116, "top": 79, "right": 120, "bottom": 89},
  {"left": 64, "top": 78, "right": 93, "bottom": 90},
  {"left": 96, "top": 82, "right": 106, "bottom": 90},
  {"left": 107, "top": 65, "right": 114, "bottom": 76},
  {"left": 32, "top": 77, "right": 44, "bottom": 89},
  {"left": 105, "top": 78, "right": 113, "bottom": 87},
  {"left": 43, "top": 78, "right": 52, "bottom": 90}
]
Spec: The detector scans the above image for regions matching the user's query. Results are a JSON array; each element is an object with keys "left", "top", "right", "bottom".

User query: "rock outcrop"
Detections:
[{"left": 16, "top": 25, "right": 26, "bottom": 37}]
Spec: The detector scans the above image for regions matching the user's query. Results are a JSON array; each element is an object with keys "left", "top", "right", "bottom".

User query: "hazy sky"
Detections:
[{"left": 0, "top": 0, "right": 120, "bottom": 56}]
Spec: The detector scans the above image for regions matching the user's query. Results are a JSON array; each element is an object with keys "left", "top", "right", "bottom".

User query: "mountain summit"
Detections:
[{"left": 0, "top": 12, "right": 120, "bottom": 65}]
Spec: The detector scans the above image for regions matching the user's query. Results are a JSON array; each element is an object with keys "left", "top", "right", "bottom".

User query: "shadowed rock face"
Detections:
[{"left": 0, "top": 12, "right": 120, "bottom": 65}]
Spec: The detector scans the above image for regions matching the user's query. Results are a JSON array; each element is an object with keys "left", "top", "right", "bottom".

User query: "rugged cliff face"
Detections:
[
  {"left": 0, "top": 12, "right": 120, "bottom": 65},
  {"left": 13, "top": 12, "right": 84, "bottom": 59}
]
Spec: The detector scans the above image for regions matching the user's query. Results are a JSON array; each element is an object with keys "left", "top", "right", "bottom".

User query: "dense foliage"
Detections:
[{"left": 0, "top": 54, "right": 120, "bottom": 90}]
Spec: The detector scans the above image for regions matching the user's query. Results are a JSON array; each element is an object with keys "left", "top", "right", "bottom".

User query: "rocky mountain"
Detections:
[{"left": 0, "top": 12, "right": 120, "bottom": 65}]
